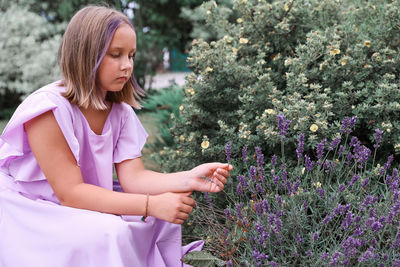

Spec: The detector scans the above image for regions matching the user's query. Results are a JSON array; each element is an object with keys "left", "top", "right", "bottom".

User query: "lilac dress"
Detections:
[{"left": 0, "top": 81, "right": 203, "bottom": 267}]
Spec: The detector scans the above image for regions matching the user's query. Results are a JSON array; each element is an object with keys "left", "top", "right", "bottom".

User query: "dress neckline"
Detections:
[{"left": 75, "top": 103, "right": 114, "bottom": 136}]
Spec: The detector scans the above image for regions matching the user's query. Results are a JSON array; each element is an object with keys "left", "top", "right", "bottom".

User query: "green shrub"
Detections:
[
  {"left": 157, "top": 0, "right": 400, "bottom": 176},
  {"left": 140, "top": 85, "right": 184, "bottom": 156}
]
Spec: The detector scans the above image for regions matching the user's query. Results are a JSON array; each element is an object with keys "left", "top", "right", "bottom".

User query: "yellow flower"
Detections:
[
  {"left": 364, "top": 40, "right": 371, "bottom": 47},
  {"left": 330, "top": 48, "right": 341, "bottom": 56},
  {"left": 204, "top": 67, "right": 213, "bottom": 73},
  {"left": 313, "top": 182, "right": 322, "bottom": 188},
  {"left": 232, "top": 47, "right": 238, "bottom": 55},
  {"left": 179, "top": 105, "right": 184, "bottom": 111},
  {"left": 187, "top": 87, "right": 195, "bottom": 95},
  {"left": 284, "top": 3, "right": 290, "bottom": 11},
  {"left": 386, "top": 128, "right": 391, "bottom": 133},
  {"left": 265, "top": 109, "right": 276, "bottom": 115},
  {"left": 239, "top": 38, "right": 249, "bottom": 44},
  {"left": 206, "top": 10, "right": 211, "bottom": 15},
  {"left": 335, "top": 158, "right": 339, "bottom": 164},
  {"left": 187, "top": 222, "right": 192, "bottom": 226},
  {"left": 341, "top": 57, "right": 347, "bottom": 66},
  {"left": 242, "top": 0, "right": 248, "bottom": 3},
  {"left": 310, "top": 124, "right": 318, "bottom": 132},
  {"left": 201, "top": 140, "right": 210, "bottom": 149},
  {"left": 237, "top": 18, "right": 243, "bottom": 23},
  {"left": 179, "top": 135, "right": 185, "bottom": 142}
]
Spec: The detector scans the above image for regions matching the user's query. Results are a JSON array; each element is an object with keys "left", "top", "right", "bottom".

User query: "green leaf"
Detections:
[{"left": 182, "top": 251, "right": 225, "bottom": 267}]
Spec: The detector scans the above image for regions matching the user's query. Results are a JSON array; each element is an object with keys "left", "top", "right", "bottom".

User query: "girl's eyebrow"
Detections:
[{"left": 109, "top": 46, "right": 136, "bottom": 53}]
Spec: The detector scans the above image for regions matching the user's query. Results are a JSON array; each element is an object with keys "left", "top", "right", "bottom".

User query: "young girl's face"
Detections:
[{"left": 97, "top": 24, "right": 136, "bottom": 96}]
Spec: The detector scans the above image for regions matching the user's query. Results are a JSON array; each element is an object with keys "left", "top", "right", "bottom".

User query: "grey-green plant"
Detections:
[{"left": 0, "top": 3, "right": 62, "bottom": 118}]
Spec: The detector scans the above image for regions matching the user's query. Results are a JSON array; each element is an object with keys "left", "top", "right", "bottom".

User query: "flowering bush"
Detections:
[
  {"left": 185, "top": 116, "right": 400, "bottom": 266},
  {"left": 156, "top": 0, "right": 400, "bottom": 177}
]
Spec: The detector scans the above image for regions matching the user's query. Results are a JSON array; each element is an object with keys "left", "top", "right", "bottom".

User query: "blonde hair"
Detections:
[{"left": 59, "top": 5, "right": 144, "bottom": 110}]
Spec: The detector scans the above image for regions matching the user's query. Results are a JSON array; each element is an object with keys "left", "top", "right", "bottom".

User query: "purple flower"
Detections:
[
  {"left": 271, "top": 154, "right": 277, "bottom": 167},
  {"left": 269, "top": 262, "right": 279, "bottom": 267},
  {"left": 305, "top": 155, "right": 315, "bottom": 171},
  {"left": 262, "top": 199, "right": 270, "bottom": 213},
  {"left": 340, "top": 116, "right": 357, "bottom": 134},
  {"left": 293, "top": 180, "right": 300, "bottom": 194},
  {"left": 338, "top": 144, "right": 344, "bottom": 155},
  {"left": 393, "top": 232, "right": 400, "bottom": 249},
  {"left": 226, "top": 259, "right": 232, "bottom": 267},
  {"left": 321, "top": 252, "right": 329, "bottom": 260},
  {"left": 296, "top": 133, "right": 304, "bottom": 158},
  {"left": 313, "top": 232, "right": 319, "bottom": 242},
  {"left": 238, "top": 175, "right": 249, "bottom": 187},
  {"left": 276, "top": 195, "right": 282, "bottom": 206},
  {"left": 253, "top": 247, "right": 269, "bottom": 261},
  {"left": 256, "top": 183, "right": 264, "bottom": 194},
  {"left": 339, "top": 184, "right": 346, "bottom": 192},
  {"left": 361, "top": 195, "right": 378, "bottom": 209},
  {"left": 316, "top": 138, "right": 327, "bottom": 160},
  {"left": 235, "top": 203, "right": 244, "bottom": 219},
  {"left": 273, "top": 174, "right": 280, "bottom": 185},
  {"left": 329, "top": 251, "right": 343, "bottom": 266},
  {"left": 303, "top": 201, "right": 308, "bottom": 211},
  {"left": 242, "top": 146, "right": 248, "bottom": 163},
  {"left": 362, "top": 178, "right": 370, "bottom": 188},
  {"left": 236, "top": 183, "right": 243, "bottom": 195},
  {"left": 328, "top": 137, "right": 341, "bottom": 151},
  {"left": 277, "top": 114, "right": 291, "bottom": 141},
  {"left": 341, "top": 211, "right": 354, "bottom": 230},
  {"left": 317, "top": 188, "right": 325, "bottom": 198},
  {"left": 374, "top": 129, "right": 384, "bottom": 149},
  {"left": 255, "top": 202, "right": 263, "bottom": 217},
  {"left": 358, "top": 247, "right": 374, "bottom": 262},
  {"left": 249, "top": 166, "right": 256, "bottom": 182},
  {"left": 348, "top": 174, "right": 360, "bottom": 187},
  {"left": 296, "top": 234, "right": 303, "bottom": 243},
  {"left": 371, "top": 221, "right": 383, "bottom": 232},
  {"left": 255, "top": 147, "right": 264, "bottom": 169},
  {"left": 204, "top": 192, "right": 212, "bottom": 207},
  {"left": 224, "top": 208, "right": 230, "bottom": 219}
]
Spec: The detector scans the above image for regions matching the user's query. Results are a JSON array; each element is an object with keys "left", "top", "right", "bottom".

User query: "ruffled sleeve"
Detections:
[
  {"left": 113, "top": 104, "right": 148, "bottom": 163},
  {"left": 0, "top": 83, "right": 80, "bottom": 181}
]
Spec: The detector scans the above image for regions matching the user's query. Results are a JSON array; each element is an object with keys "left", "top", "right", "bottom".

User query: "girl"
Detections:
[{"left": 0, "top": 5, "right": 232, "bottom": 267}]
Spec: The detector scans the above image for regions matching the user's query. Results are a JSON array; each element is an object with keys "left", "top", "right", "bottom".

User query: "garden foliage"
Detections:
[
  {"left": 0, "top": 2, "right": 62, "bottom": 118},
  {"left": 190, "top": 116, "right": 400, "bottom": 266},
  {"left": 156, "top": 0, "right": 400, "bottom": 174}
]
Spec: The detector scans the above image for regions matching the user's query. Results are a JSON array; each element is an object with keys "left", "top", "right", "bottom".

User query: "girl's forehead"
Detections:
[{"left": 109, "top": 24, "right": 136, "bottom": 50}]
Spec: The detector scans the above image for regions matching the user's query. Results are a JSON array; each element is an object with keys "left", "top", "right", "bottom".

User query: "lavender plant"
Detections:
[{"left": 187, "top": 115, "right": 400, "bottom": 266}]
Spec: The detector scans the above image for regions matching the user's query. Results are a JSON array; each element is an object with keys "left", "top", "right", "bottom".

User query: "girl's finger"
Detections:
[
  {"left": 213, "top": 173, "right": 227, "bottom": 184},
  {"left": 182, "top": 197, "right": 196, "bottom": 207},
  {"left": 177, "top": 211, "right": 190, "bottom": 221},
  {"left": 215, "top": 168, "right": 230, "bottom": 178}
]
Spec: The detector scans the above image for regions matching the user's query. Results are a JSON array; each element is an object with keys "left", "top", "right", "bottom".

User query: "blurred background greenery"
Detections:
[{"left": 0, "top": 0, "right": 231, "bottom": 169}]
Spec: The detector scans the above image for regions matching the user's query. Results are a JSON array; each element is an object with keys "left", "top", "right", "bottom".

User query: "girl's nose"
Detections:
[{"left": 121, "top": 56, "right": 133, "bottom": 71}]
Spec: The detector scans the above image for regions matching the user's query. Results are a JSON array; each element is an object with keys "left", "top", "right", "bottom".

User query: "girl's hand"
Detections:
[
  {"left": 188, "top": 163, "right": 233, "bottom": 193},
  {"left": 148, "top": 192, "right": 196, "bottom": 224}
]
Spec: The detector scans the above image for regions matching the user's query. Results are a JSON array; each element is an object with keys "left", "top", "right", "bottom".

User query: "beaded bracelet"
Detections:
[{"left": 141, "top": 193, "right": 149, "bottom": 222}]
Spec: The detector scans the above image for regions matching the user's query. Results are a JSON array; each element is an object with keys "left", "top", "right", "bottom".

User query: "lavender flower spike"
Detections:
[
  {"left": 225, "top": 141, "right": 231, "bottom": 161},
  {"left": 277, "top": 114, "right": 291, "bottom": 141},
  {"left": 340, "top": 116, "right": 357, "bottom": 134},
  {"left": 296, "top": 133, "right": 304, "bottom": 158},
  {"left": 374, "top": 129, "right": 384, "bottom": 149}
]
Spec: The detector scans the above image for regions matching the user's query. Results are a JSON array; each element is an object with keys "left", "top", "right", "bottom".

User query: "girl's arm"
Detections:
[
  {"left": 115, "top": 153, "right": 233, "bottom": 195},
  {"left": 24, "top": 111, "right": 195, "bottom": 224}
]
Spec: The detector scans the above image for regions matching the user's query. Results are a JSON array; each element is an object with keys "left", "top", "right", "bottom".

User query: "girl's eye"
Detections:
[
  {"left": 129, "top": 54, "right": 135, "bottom": 60},
  {"left": 110, "top": 54, "right": 120, "bottom": 58}
]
